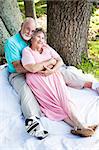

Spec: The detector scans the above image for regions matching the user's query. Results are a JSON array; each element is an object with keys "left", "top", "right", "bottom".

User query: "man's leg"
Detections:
[
  {"left": 59, "top": 65, "right": 99, "bottom": 94},
  {"left": 59, "top": 65, "right": 86, "bottom": 89},
  {"left": 9, "top": 73, "right": 48, "bottom": 139}
]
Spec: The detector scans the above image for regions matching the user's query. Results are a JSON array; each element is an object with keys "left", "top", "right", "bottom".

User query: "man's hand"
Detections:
[{"left": 12, "top": 61, "right": 27, "bottom": 73}]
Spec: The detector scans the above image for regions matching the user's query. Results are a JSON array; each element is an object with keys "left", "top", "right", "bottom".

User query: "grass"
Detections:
[
  {"left": 88, "top": 40, "right": 99, "bottom": 80},
  {"left": 88, "top": 40, "right": 99, "bottom": 61},
  {"left": 77, "top": 7, "right": 99, "bottom": 80},
  {"left": 77, "top": 40, "right": 99, "bottom": 80}
]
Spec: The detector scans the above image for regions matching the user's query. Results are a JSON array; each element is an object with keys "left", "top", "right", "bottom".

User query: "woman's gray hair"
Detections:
[{"left": 32, "top": 28, "right": 46, "bottom": 39}]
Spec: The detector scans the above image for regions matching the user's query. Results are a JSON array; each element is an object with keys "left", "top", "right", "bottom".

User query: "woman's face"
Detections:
[{"left": 31, "top": 32, "right": 45, "bottom": 49}]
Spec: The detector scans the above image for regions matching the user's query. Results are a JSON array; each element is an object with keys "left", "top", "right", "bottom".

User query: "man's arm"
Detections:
[{"left": 12, "top": 61, "right": 28, "bottom": 73}]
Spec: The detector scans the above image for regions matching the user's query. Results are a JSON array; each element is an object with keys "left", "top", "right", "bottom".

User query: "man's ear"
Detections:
[
  {"left": 30, "top": 38, "right": 32, "bottom": 43},
  {"left": 21, "top": 23, "right": 23, "bottom": 29}
]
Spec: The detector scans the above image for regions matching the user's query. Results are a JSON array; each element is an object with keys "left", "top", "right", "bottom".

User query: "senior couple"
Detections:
[{"left": 5, "top": 17, "right": 99, "bottom": 139}]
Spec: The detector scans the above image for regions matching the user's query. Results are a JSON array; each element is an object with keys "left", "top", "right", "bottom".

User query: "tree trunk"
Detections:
[
  {"left": 23, "top": 0, "right": 36, "bottom": 19},
  {"left": 0, "top": 0, "right": 23, "bottom": 35},
  {"left": 0, "top": 0, "right": 22, "bottom": 59},
  {"left": 47, "top": 0, "right": 92, "bottom": 66}
]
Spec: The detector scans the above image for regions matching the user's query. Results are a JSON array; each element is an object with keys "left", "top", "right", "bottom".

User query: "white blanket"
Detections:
[{"left": 0, "top": 66, "right": 99, "bottom": 150}]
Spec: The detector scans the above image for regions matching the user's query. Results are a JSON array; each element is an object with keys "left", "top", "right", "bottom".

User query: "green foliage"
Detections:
[
  {"left": 35, "top": 0, "right": 47, "bottom": 17},
  {"left": 17, "top": 0, "right": 47, "bottom": 18},
  {"left": 77, "top": 40, "right": 99, "bottom": 80},
  {"left": 17, "top": 0, "right": 23, "bottom": 2},
  {"left": 90, "top": 9, "right": 99, "bottom": 31},
  {"left": 36, "top": 4, "right": 46, "bottom": 17},
  {"left": 88, "top": 41, "right": 99, "bottom": 60},
  {"left": 77, "top": 53, "right": 93, "bottom": 74},
  {"left": 35, "top": 0, "right": 46, "bottom": 6},
  {"left": 91, "top": 2, "right": 97, "bottom": 15},
  {"left": 18, "top": 1, "right": 25, "bottom": 18},
  {"left": 81, "top": 7, "right": 99, "bottom": 80}
]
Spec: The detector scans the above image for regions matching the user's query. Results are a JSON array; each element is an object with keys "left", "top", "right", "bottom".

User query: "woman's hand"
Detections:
[
  {"left": 48, "top": 58, "right": 57, "bottom": 66},
  {"left": 39, "top": 66, "right": 55, "bottom": 76},
  {"left": 47, "top": 64, "right": 54, "bottom": 69},
  {"left": 38, "top": 57, "right": 63, "bottom": 76}
]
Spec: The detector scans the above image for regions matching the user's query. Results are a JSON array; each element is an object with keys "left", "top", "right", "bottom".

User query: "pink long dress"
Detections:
[{"left": 22, "top": 44, "right": 72, "bottom": 121}]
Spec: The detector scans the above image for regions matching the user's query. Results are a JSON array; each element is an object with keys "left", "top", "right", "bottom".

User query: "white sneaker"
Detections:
[
  {"left": 92, "top": 82, "right": 99, "bottom": 95},
  {"left": 25, "top": 116, "right": 48, "bottom": 140}
]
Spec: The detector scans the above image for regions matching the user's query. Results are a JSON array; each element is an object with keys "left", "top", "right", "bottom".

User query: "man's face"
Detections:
[{"left": 21, "top": 21, "right": 36, "bottom": 41}]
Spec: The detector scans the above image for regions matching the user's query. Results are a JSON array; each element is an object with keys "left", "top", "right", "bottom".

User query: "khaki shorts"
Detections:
[{"left": 59, "top": 65, "right": 94, "bottom": 89}]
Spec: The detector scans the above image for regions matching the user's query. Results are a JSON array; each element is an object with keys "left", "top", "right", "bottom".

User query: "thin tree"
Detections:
[{"left": 23, "top": 0, "right": 36, "bottom": 19}]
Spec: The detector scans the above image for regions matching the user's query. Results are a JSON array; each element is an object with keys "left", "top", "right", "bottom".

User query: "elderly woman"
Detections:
[{"left": 22, "top": 28, "right": 97, "bottom": 137}]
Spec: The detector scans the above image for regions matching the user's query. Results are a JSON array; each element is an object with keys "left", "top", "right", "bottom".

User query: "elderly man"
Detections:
[
  {"left": 4, "top": 17, "right": 99, "bottom": 140},
  {"left": 4, "top": 18, "right": 48, "bottom": 140}
]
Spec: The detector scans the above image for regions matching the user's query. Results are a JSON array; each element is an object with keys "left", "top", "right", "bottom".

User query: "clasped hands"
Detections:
[{"left": 39, "top": 58, "right": 57, "bottom": 76}]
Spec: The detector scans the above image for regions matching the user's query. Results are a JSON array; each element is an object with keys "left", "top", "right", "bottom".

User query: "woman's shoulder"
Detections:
[
  {"left": 22, "top": 46, "right": 32, "bottom": 55},
  {"left": 42, "top": 43, "right": 52, "bottom": 52},
  {"left": 42, "top": 43, "right": 49, "bottom": 48},
  {"left": 23, "top": 46, "right": 31, "bottom": 52}
]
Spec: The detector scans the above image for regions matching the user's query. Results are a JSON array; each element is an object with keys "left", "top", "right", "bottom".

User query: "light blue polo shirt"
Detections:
[{"left": 4, "top": 33, "right": 30, "bottom": 73}]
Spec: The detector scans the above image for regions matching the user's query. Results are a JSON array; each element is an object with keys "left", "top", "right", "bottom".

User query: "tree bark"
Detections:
[
  {"left": 0, "top": 0, "right": 23, "bottom": 58},
  {"left": 47, "top": 0, "right": 92, "bottom": 66},
  {"left": 0, "top": 18, "right": 10, "bottom": 58},
  {"left": 23, "top": 0, "right": 36, "bottom": 19},
  {"left": 0, "top": 0, "right": 23, "bottom": 35}
]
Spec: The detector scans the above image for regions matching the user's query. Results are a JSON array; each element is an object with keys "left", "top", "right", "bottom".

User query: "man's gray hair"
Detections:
[{"left": 21, "top": 17, "right": 36, "bottom": 27}]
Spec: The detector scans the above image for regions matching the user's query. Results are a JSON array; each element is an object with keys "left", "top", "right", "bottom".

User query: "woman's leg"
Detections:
[
  {"left": 64, "top": 115, "right": 95, "bottom": 137},
  {"left": 64, "top": 112, "right": 84, "bottom": 129},
  {"left": 64, "top": 112, "right": 96, "bottom": 137},
  {"left": 64, "top": 117, "right": 76, "bottom": 128}
]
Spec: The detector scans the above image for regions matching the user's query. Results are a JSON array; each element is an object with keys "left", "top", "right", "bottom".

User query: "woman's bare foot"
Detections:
[
  {"left": 88, "top": 125, "right": 98, "bottom": 131},
  {"left": 71, "top": 128, "right": 94, "bottom": 137}
]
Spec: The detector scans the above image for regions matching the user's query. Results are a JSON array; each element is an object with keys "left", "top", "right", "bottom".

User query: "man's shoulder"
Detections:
[{"left": 6, "top": 33, "right": 19, "bottom": 45}]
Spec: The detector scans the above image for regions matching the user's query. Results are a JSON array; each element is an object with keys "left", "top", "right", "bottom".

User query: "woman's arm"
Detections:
[
  {"left": 23, "top": 58, "right": 57, "bottom": 73},
  {"left": 44, "top": 44, "right": 64, "bottom": 72},
  {"left": 50, "top": 57, "right": 64, "bottom": 72},
  {"left": 40, "top": 57, "right": 64, "bottom": 76}
]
